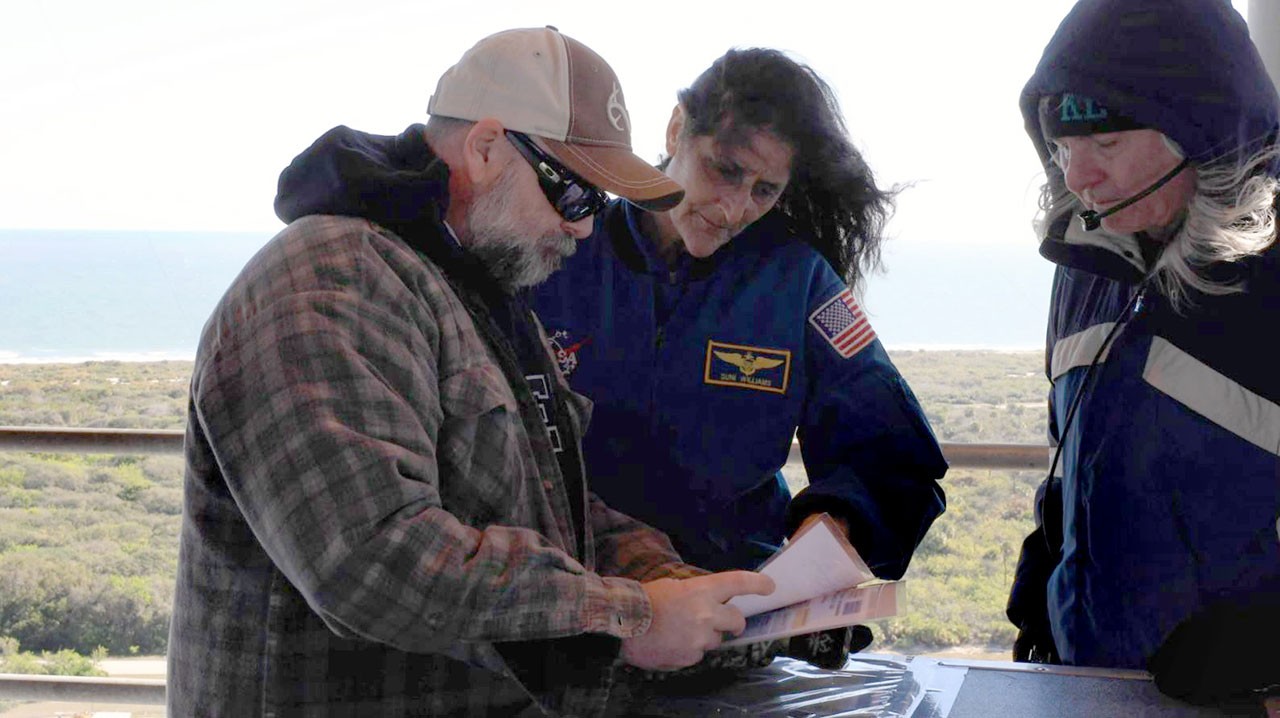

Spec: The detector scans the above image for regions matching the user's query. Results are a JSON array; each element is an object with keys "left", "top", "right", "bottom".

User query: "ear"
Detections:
[
  {"left": 458, "top": 118, "right": 509, "bottom": 186},
  {"left": 665, "top": 104, "right": 685, "bottom": 157}
]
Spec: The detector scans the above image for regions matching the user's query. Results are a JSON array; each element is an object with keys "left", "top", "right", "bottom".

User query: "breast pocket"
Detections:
[{"left": 437, "top": 364, "right": 536, "bottom": 524}]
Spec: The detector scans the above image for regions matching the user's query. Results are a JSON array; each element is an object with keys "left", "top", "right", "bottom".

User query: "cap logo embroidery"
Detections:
[
  {"left": 1059, "top": 93, "right": 1108, "bottom": 123},
  {"left": 607, "top": 82, "right": 629, "bottom": 133}
]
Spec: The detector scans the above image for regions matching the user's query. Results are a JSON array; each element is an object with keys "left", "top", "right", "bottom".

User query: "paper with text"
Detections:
[
  {"left": 722, "top": 581, "right": 899, "bottom": 647},
  {"left": 726, "top": 513, "right": 874, "bottom": 618}
]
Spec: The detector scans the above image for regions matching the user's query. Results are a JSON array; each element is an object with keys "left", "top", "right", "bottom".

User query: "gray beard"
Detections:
[{"left": 464, "top": 166, "right": 577, "bottom": 290}]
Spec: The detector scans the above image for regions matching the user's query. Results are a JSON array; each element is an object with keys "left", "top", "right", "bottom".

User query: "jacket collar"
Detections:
[
  {"left": 614, "top": 200, "right": 718, "bottom": 279},
  {"left": 1038, "top": 211, "right": 1149, "bottom": 283},
  {"left": 607, "top": 199, "right": 782, "bottom": 281}
]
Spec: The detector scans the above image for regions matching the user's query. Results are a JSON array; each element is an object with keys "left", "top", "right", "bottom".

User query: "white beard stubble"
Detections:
[{"left": 464, "top": 165, "right": 578, "bottom": 290}]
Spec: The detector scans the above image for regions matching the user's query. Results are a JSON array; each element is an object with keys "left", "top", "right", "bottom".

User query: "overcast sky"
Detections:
[{"left": 0, "top": 0, "right": 1258, "bottom": 253}]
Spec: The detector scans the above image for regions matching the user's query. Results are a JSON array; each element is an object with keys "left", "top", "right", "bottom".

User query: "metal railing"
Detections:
[
  {"left": 0, "top": 426, "right": 1051, "bottom": 470},
  {"left": 0, "top": 672, "right": 166, "bottom": 705},
  {"left": 0, "top": 426, "right": 184, "bottom": 455},
  {"left": 0, "top": 428, "right": 1050, "bottom": 707}
]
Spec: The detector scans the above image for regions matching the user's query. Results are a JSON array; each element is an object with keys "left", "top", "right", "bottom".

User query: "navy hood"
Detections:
[
  {"left": 1021, "top": 0, "right": 1280, "bottom": 179},
  {"left": 274, "top": 124, "right": 451, "bottom": 238},
  {"left": 273, "top": 124, "right": 514, "bottom": 298}
]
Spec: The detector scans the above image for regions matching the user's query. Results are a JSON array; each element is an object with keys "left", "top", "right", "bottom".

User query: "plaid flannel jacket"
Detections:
[{"left": 168, "top": 215, "right": 698, "bottom": 717}]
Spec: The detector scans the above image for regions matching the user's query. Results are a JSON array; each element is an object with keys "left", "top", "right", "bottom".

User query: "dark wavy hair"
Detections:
[{"left": 671, "top": 48, "right": 898, "bottom": 290}]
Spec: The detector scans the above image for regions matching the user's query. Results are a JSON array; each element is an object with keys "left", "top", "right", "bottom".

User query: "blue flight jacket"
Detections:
[{"left": 531, "top": 200, "right": 947, "bottom": 575}]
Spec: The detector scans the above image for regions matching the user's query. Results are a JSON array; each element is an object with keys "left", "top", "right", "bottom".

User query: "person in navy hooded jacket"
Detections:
[
  {"left": 1006, "top": 0, "right": 1280, "bottom": 705},
  {"left": 530, "top": 48, "right": 948, "bottom": 582}
]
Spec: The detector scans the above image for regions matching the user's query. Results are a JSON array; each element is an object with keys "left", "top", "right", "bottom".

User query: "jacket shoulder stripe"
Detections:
[
  {"left": 1143, "top": 337, "right": 1280, "bottom": 457},
  {"left": 1050, "top": 322, "right": 1118, "bottom": 381}
]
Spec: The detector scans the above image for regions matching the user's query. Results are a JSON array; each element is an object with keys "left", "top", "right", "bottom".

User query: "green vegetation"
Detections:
[
  {"left": 884, "top": 351, "right": 1048, "bottom": 650},
  {"left": 0, "top": 361, "right": 188, "bottom": 660},
  {"left": 0, "top": 360, "right": 189, "bottom": 430},
  {"left": 890, "top": 349, "right": 1048, "bottom": 445},
  {"left": 795, "top": 350, "right": 1051, "bottom": 654},
  {"left": 0, "top": 636, "right": 106, "bottom": 676},
  {"left": 0, "top": 352, "right": 1050, "bottom": 658},
  {"left": 872, "top": 466, "right": 1043, "bottom": 653},
  {"left": 871, "top": 351, "right": 1047, "bottom": 654}
]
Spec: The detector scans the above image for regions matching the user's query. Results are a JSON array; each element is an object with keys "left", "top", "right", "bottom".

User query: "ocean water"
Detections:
[
  {"left": 867, "top": 239, "right": 1054, "bottom": 351},
  {"left": 1, "top": 229, "right": 273, "bottom": 362},
  {"left": 0, "top": 229, "right": 1053, "bottom": 362}
]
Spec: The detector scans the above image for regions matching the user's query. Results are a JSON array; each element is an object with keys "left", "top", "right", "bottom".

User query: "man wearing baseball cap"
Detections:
[{"left": 168, "top": 26, "right": 772, "bottom": 717}]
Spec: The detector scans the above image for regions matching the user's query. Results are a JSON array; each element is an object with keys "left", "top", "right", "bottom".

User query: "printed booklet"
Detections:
[{"left": 722, "top": 513, "right": 901, "bottom": 647}]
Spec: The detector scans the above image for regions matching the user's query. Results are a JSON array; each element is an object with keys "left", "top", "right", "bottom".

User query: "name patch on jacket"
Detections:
[
  {"left": 809, "top": 288, "right": 876, "bottom": 358},
  {"left": 703, "top": 341, "right": 791, "bottom": 394}
]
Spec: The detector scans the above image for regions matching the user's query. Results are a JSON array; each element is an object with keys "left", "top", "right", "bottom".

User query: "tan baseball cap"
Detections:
[{"left": 428, "top": 26, "right": 683, "bottom": 212}]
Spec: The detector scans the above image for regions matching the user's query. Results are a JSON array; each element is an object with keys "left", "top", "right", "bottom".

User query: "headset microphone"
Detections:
[{"left": 1077, "top": 157, "right": 1191, "bottom": 231}]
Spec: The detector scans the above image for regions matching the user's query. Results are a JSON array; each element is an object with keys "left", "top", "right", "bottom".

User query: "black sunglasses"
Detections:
[{"left": 505, "top": 131, "right": 609, "bottom": 222}]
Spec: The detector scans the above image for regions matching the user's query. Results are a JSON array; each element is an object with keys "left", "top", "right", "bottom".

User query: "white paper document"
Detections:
[
  {"left": 722, "top": 581, "right": 900, "bottom": 647},
  {"left": 720, "top": 513, "right": 900, "bottom": 647},
  {"left": 726, "top": 513, "right": 875, "bottom": 618}
]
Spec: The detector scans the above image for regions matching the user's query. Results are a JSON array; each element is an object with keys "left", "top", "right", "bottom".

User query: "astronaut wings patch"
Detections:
[{"left": 808, "top": 288, "right": 876, "bottom": 358}]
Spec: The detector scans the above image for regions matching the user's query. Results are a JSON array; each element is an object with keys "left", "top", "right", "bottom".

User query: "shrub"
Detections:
[{"left": 0, "top": 637, "right": 106, "bottom": 676}]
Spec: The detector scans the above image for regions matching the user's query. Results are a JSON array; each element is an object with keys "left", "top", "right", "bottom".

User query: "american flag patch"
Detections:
[{"left": 808, "top": 289, "right": 876, "bottom": 358}]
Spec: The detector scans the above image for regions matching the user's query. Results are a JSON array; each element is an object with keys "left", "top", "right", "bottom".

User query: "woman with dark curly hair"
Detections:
[{"left": 531, "top": 48, "right": 947, "bottom": 580}]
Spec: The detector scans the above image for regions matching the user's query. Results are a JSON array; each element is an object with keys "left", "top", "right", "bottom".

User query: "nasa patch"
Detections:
[{"left": 548, "top": 330, "right": 591, "bottom": 378}]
